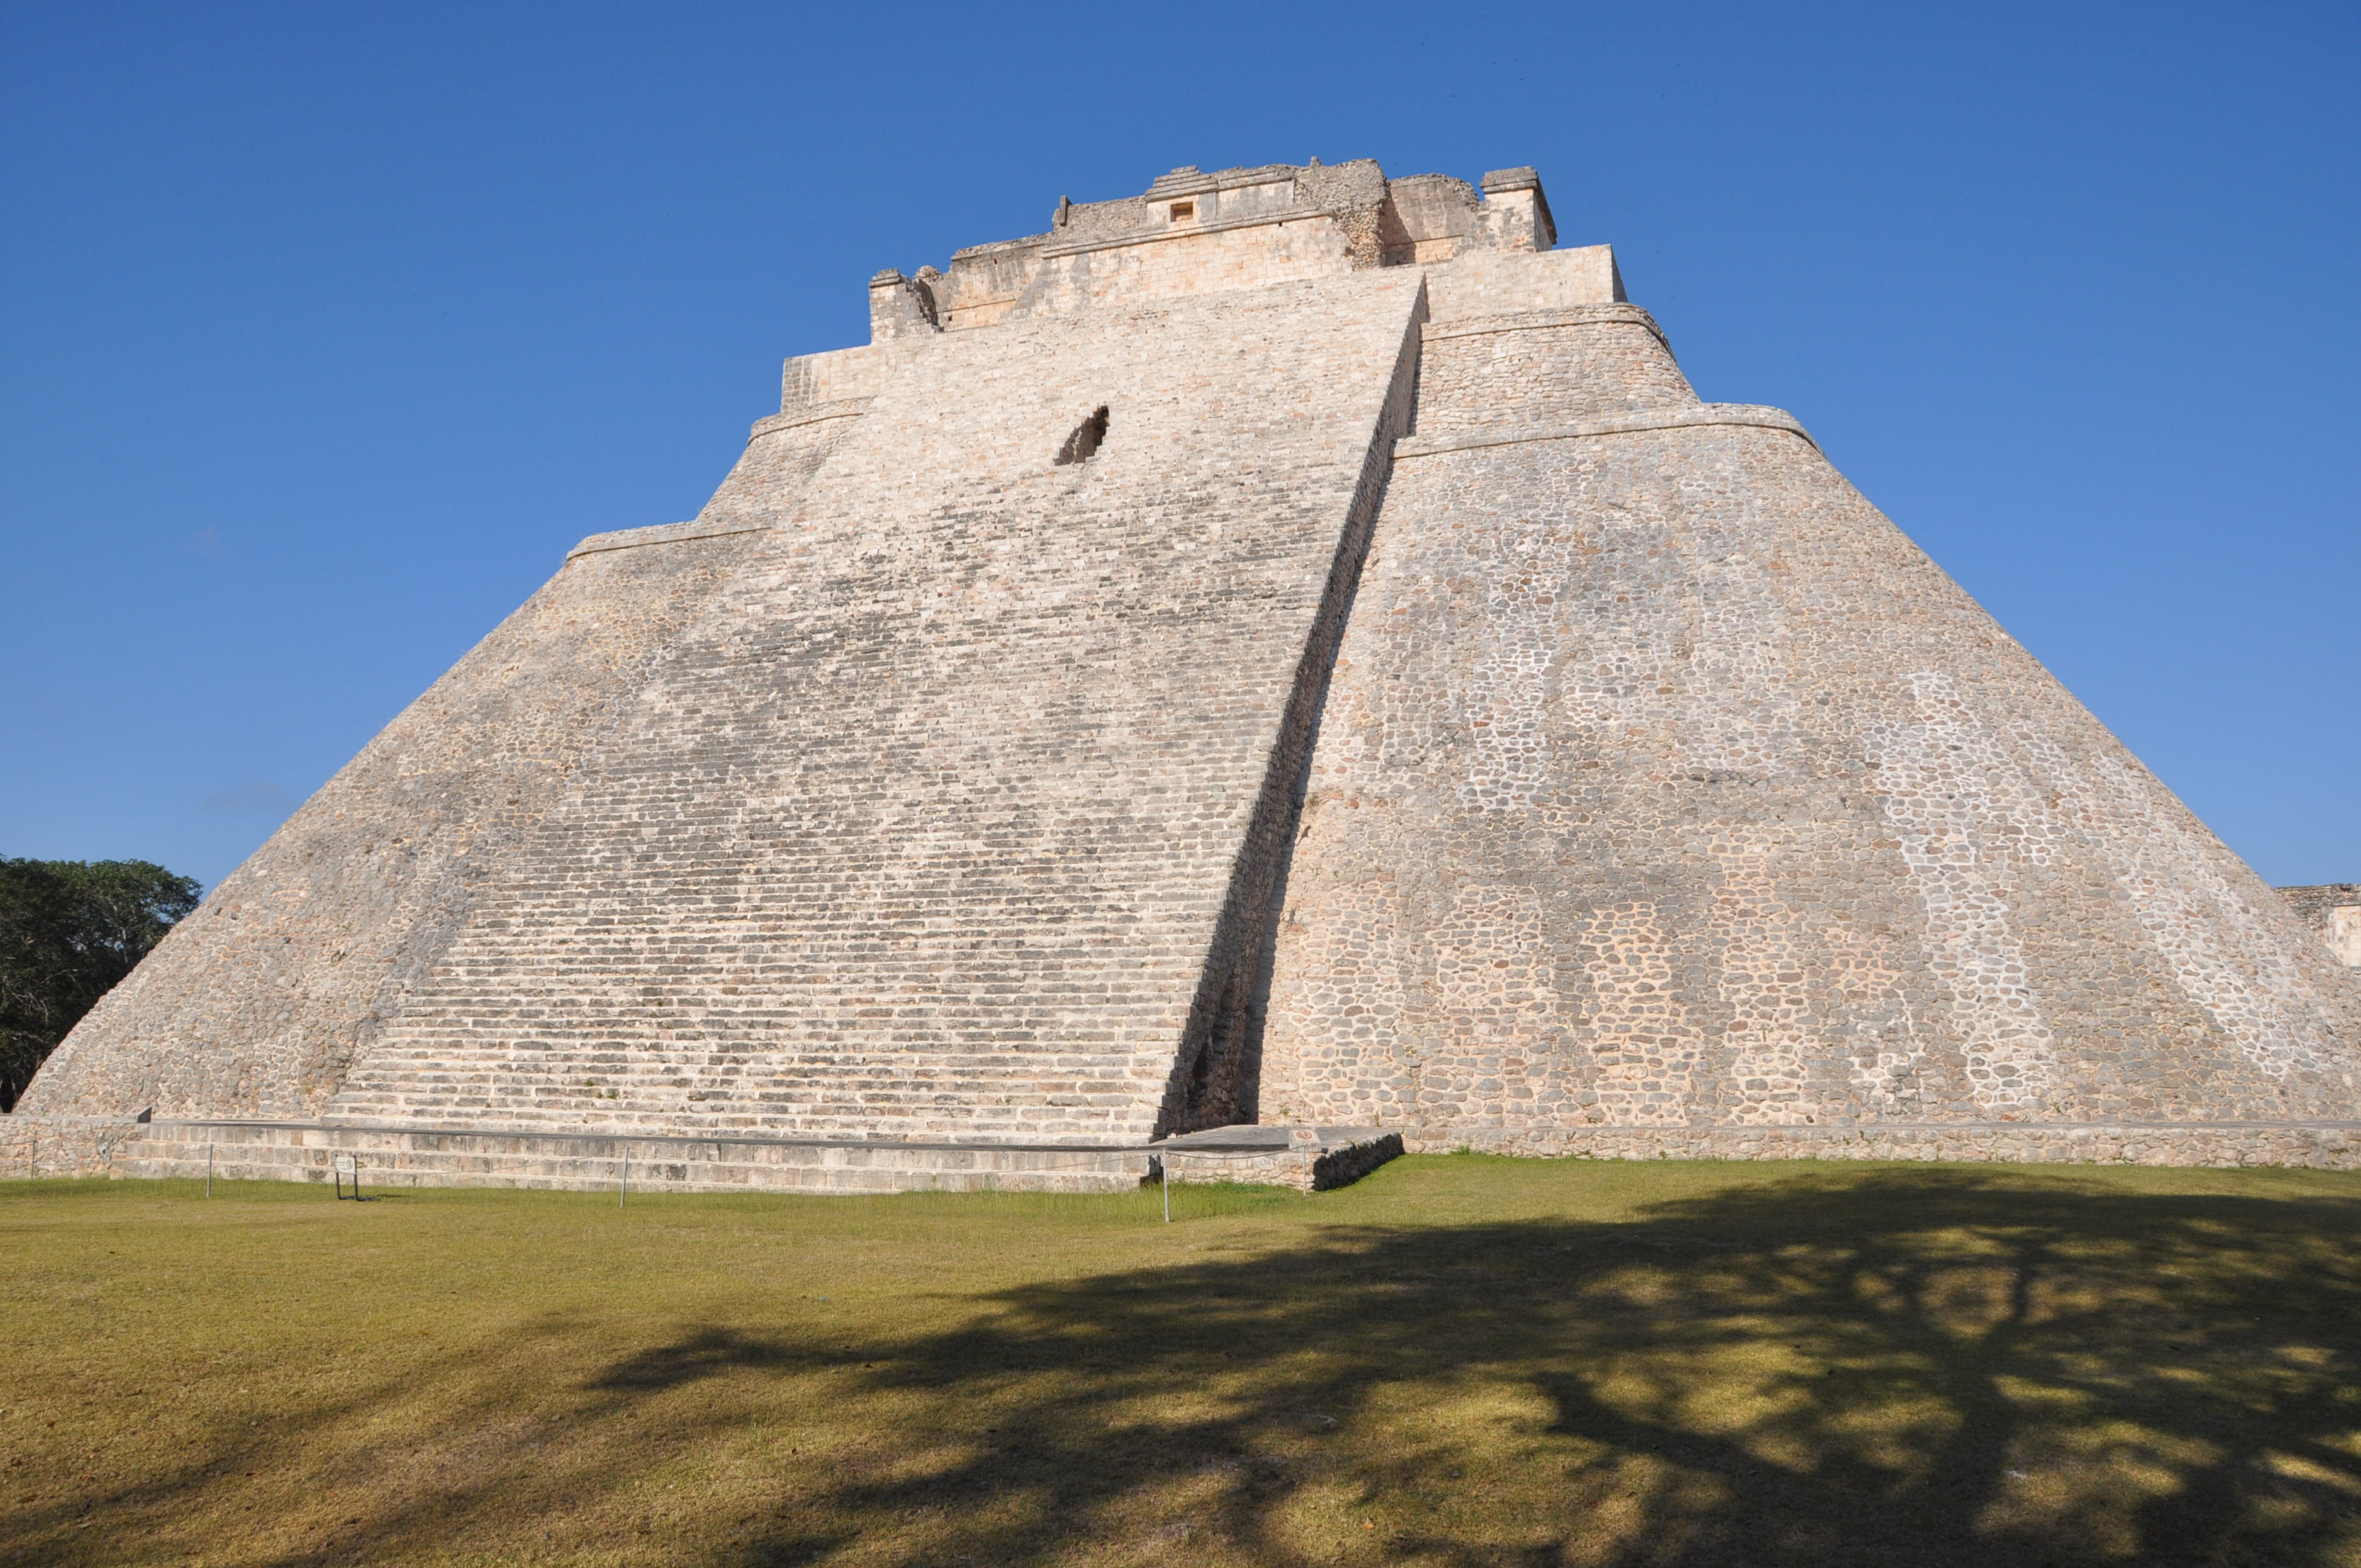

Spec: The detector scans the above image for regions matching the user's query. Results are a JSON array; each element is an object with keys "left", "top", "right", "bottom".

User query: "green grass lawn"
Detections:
[{"left": 6, "top": 1156, "right": 2361, "bottom": 1567}]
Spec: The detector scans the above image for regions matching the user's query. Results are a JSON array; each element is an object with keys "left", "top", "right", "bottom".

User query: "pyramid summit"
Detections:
[{"left": 14, "top": 158, "right": 2360, "bottom": 1189}]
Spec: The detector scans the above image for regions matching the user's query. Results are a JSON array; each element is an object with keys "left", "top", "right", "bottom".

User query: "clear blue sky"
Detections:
[{"left": 3, "top": 2, "right": 2354, "bottom": 890}]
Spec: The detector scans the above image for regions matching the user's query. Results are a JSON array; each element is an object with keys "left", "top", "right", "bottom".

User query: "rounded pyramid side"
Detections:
[
  {"left": 12, "top": 399, "right": 873, "bottom": 1123},
  {"left": 1256, "top": 288, "right": 2361, "bottom": 1163}
]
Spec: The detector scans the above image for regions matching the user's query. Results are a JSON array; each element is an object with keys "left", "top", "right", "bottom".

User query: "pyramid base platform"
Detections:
[
  {"left": 6, "top": 1117, "right": 1407, "bottom": 1196},
  {"left": 117, "top": 1119, "right": 1158, "bottom": 1194}
]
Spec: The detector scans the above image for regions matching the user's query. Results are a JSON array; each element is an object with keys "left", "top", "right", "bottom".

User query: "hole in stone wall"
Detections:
[
  {"left": 1055, "top": 406, "right": 1110, "bottom": 466},
  {"left": 1169, "top": 201, "right": 1194, "bottom": 222}
]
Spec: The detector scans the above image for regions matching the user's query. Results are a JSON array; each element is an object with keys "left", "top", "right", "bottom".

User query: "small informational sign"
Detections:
[
  {"left": 333, "top": 1152, "right": 363, "bottom": 1199},
  {"left": 333, "top": 1154, "right": 357, "bottom": 1176}
]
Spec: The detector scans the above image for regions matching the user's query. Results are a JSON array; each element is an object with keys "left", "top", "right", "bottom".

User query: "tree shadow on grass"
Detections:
[
  {"left": 708, "top": 1169, "right": 2361, "bottom": 1568},
  {"left": 591, "top": 1327, "right": 799, "bottom": 1393},
  {"left": 10, "top": 1168, "right": 2361, "bottom": 1567}
]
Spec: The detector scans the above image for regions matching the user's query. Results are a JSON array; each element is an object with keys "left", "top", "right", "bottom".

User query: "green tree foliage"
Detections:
[{"left": 0, "top": 858, "right": 200, "bottom": 1111}]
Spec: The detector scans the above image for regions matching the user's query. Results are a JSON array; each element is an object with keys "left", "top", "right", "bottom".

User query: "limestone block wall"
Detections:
[
  {"left": 1258, "top": 302, "right": 2361, "bottom": 1152},
  {"left": 1382, "top": 174, "right": 1481, "bottom": 264},
  {"left": 2280, "top": 886, "right": 2361, "bottom": 968},
  {"left": 695, "top": 402, "right": 874, "bottom": 529},
  {"left": 1411, "top": 305, "right": 1695, "bottom": 435},
  {"left": 918, "top": 161, "right": 1581, "bottom": 335},
  {"left": 1019, "top": 216, "right": 1359, "bottom": 322},
  {"left": 1421, "top": 247, "right": 1624, "bottom": 321},
  {"left": 0, "top": 1114, "right": 145, "bottom": 1179},
  {"left": 325, "top": 273, "right": 1426, "bottom": 1145},
  {"left": 918, "top": 162, "right": 1385, "bottom": 333},
  {"left": 780, "top": 343, "right": 889, "bottom": 408}
]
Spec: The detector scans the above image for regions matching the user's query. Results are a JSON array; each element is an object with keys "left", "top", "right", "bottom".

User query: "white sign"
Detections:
[{"left": 333, "top": 1154, "right": 357, "bottom": 1175}]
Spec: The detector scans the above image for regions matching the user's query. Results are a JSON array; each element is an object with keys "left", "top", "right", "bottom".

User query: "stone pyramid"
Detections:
[{"left": 15, "top": 159, "right": 2359, "bottom": 1189}]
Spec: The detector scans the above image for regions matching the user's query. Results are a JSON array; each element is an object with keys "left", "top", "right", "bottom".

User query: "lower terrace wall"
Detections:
[
  {"left": 1419, "top": 1122, "right": 2361, "bottom": 1170},
  {"left": 0, "top": 1115, "right": 147, "bottom": 1178}
]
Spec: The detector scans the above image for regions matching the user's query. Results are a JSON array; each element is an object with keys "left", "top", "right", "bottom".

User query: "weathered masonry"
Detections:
[
  {"left": 12, "top": 159, "right": 2360, "bottom": 1191},
  {"left": 2280, "top": 887, "right": 2361, "bottom": 971}
]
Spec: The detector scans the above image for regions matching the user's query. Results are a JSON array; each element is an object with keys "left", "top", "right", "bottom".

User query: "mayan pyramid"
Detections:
[{"left": 14, "top": 159, "right": 2360, "bottom": 1190}]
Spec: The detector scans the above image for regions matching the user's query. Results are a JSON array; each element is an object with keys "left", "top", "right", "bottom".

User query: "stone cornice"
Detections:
[
  {"left": 1393, "top": 402, "right": 1815, "bottom": 460},
  {"left": 1422, "top": 302, "right": 1672, "bottom": 357},
  {"left": 750, "top": 397, "right": 874, "bottom": 441},
  {"left": 567, "top": 518, "right": 768, "bottom": 559},
  {"left": 1040, "top": 206, "right": 1332, "bottom": 260}
]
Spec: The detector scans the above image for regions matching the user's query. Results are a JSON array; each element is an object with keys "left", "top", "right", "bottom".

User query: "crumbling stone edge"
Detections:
[
  {"left": 0, "top": 1114, "right": 148, "bottom": 1179},
  {"left": 1158, "top": 1131, "right": 1407, "bottom": 1192}
]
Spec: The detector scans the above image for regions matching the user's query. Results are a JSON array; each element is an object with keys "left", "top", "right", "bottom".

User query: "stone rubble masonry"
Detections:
[
  {"left": 1254, "top": 255, "right": 2361, "bottom": 1161},
  {"left": 2280, "top": 886, "right": 2361, "bottom": 968},
  {"left": 0, "top": 1115, "right": 148, "bottom": 1180},
  {"left": 12, "top": 157, "right": 2358, "bottom": 1188}
]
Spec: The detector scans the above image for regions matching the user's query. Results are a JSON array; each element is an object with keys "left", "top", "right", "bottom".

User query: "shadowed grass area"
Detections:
[{"left": 5, "top": 1156, "right": 2361, "bottom": 1566}]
